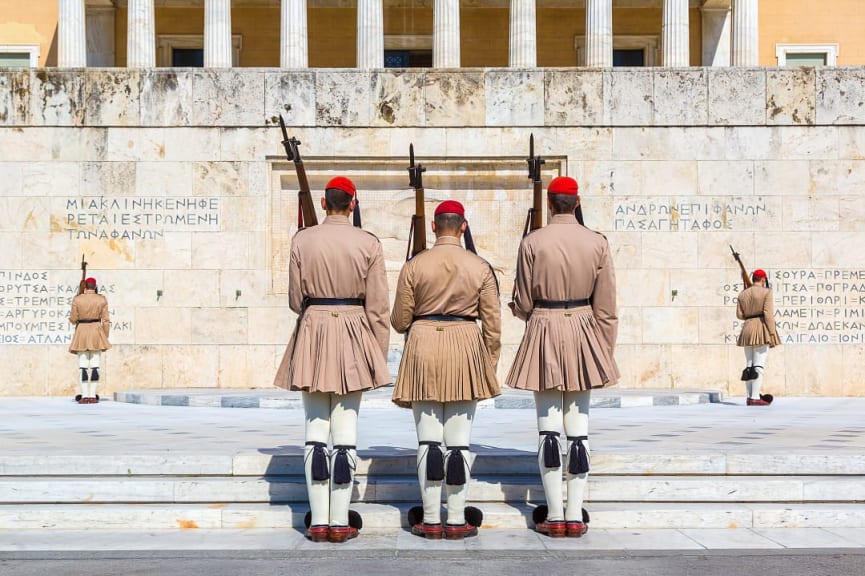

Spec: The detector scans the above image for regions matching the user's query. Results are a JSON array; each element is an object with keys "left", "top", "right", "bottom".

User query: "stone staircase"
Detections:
[{"left": 2, "top": 450, "right": 864, "bottom": 531}]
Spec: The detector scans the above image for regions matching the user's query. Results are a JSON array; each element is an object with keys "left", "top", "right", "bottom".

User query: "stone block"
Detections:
[
  {"left": 774, "top": 126, "right": 839, "bottom": 161},
  {"left": 102, "top": 127, "right": 165, "bottom": 162},
  {"left": 220, "top": 270, "right": 286, "bottom": 310},
  {"left": 193, "top": 161, "right": 248, "bottom": 197},
  {"left": 552, "top": 127, "right": 612, "bottom": 166},
  {"left": 21, "top": 162, "right": 80, "bottom": 197},
  {"left": 605, "top": 231, "right": 641, "bottom": 269},
  {"left": 139, "top": 69, "right": 194, "bottom": 127},
  {"left": 617, "top": 269, "right": 669, "bottom": 307},
  {"left": 162, "top": 344, "right": 219, "bottom": 388},
  {"left": 190, "top": 308, "right": 248, "bottom": 345},
  {"left": 218, "top": 345, "right": 279, "bottom": 388},
  {"left": 697, "top": 306, "right": 733, "bottom": 346},
  {"left": 135, "top": 307, "right": 191, "bottom": 345},
  {"left": 192, "top": 69, "right": 265, "bottom": 127},
  {"left": 604, "top": 69, "right": 653, "bottom": 126},
  {"left": 708, "top": 68, "right": 765, "bottom": 126},
  {"left": 698, "top": 161, "right": 755, "bottom": 197},
  {"left": 159, "top": 127, "right": 221, "bottom": 162},
  {"left": 670, "top": 345, "right": 729, "bottom": 389},
  {"left": 615, "top": 344, "right": 671, "bottom": 388},
  {"left": 371, "top": 70, "right": 425, "bottom": 127},
  {"left": 81, "top": 162, "right": 136, "bottom": 197},
  {"left": 588, "top": 476, "right": 803, "bottom": 502},
  {"left": 424, "top": 71, "right": 485, "bottom": 127},
  {"left": 220, "top": 127, "right": 274, "bottom": 162},
  {"left": 767, "top": 68, "right": 816, "bottom": 126},
  {"left": 264, "top": 71, "right": 315, "bottom": 127},
  {"left": 752, "top": 232, "right": 812, "bottom": 268},
  {"left": 156, "top": 270, "right": 221, "bottom": 307},
  {"left": 545, "top": 69, "right": 604, "bottom": 126},
  {"left": 783, "top": 344, "right": 843, "bottom": 396},
  {"left": 641, "top": 233, "right": 699, "bottom": 269},
  {"left": 191, "top": 232, "right": 251, "bottom": 269},
  {"left": 782, "top": 197, "right": 839, "bottom": 231},
  {"left": 755, "top": 160, "right": 811, "bottom": 196},
  {"left": 135, "top": 161, "right": 193, "bottom": 197},
  {"left": 484, "top": 69, "right": 543, "bottom": 127},
  {"left": 817, "top": 67, "right": 865, "bottom": 124},
  {"left": 642, "top": 307, "right": 699, "bottom": 345},
  {"left": 724, "top": 127, "right": 778, "bottom": 161},
  {"left": 315, "top": 70, "right": 371, "bottom": 127},
  {"left": 838, "top": 126, "right": 865, "bottom": 160},
  {"left": 669, "top": 269, "right": 729, "bottom": 307},
  {"left": 29, "top": 69, "right": 85, "bottom": 126},
  {"left": 813, "top": 232, "right": 865, "bottom": 267},
  {"left": 0, "top": 347, "right": 50, "bottom": 395},
  {"left": 753, "top": 506, "right": 865, "bottom": 529},
  {"left": 810, "top": 160, "right": 865, "bottom": 197},
  {"left": 0, "top": 163, "right": 22, "bottom": 197},
  {"left": 613, "top": 127, "right": 726, "bottom": 161},
  {"left": 84, "top": 69, "right": 141, "bottom": 126},
  {"left": 653, "top": 69, "right": 707, "bottom": 126},
  {"left": 616, "top": 306, "right": 642, "bottom": 345},
  {"left": 111, "top": 345, "right": 164, "bottom": 390},
  {"left": 0, "top": 69, "right": 30, "bottom": 125},
  {"left": 842, "top": 346, "right": 865, "bottom": 396}
]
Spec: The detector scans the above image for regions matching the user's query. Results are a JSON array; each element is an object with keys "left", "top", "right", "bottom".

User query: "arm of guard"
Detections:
[
  {"left": 364, "top": 242, "right": 391, "bottom": 358},
  {"left": 390, "top": 264, "right": 415, "bottom": 334},
  {"left": 592, "top": 242, "right": 618, "bottom": 355},
  {"left": 288, "top": 240, "right": 303, "bottom": 314},
  {"left": 101, "top": 297, "right": 111, "bottom": 339},
  {"left": 69, "top": 296, "right": 80, "bottom": 325},
  {"left": 512, "top": 239, "right": 533, "bottom": 321},
  {"left": 763, "top": 290, "right": 780, "bottom": 342},
  {"left": 479, "top": 266, "right": 502, "bottom": 370},
  {"left": 736, "top": 293, "right": 746, "bottom": 320}
]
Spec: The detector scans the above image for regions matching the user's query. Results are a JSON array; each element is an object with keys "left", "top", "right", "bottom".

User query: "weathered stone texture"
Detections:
[
  {"left": 708, "top": 68, "right": 765, "bottom": 126},
  {"left": 424, "top": 71, "right": 485, "bottom": 126},
  {"left": 653, "top": 68, "right": 708, "bottom": 126},
  {"left": 484, "top": 69, "right": 544, "bottom": 126},
  {"left": 315, "top": 70, "right": 372, "bottom": 127},
  {"left": 545, "top": 69, "right": 604, "bottom": 126}
]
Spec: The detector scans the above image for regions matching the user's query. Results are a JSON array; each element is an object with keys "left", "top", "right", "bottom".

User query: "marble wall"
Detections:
[{"left": 2, "top": 66, "right": 865, "bottom": 397}]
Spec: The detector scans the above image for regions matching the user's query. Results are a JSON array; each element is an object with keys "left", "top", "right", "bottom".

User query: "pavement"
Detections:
[{"left": 1, "top": 389, "right": 865, "bottom": 553}]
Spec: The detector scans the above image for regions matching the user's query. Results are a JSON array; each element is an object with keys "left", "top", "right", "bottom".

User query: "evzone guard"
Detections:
[
  {"left": 391, "top": 199, "right": 501, "bottom": 540},
  {"left": 69, "top": 266, "right": 111, "bottom": 404},
  {"left": 506, "top": 175, "right": 619, "bottom": 538}
]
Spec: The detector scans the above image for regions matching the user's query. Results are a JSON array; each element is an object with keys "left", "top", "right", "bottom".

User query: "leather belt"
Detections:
[
  {"left": 413, "top": 314, "right": 476, "bottom": 322},
  {"left": 76, "top": 319, "right": 100, "bottom": 324},
  {"left": 744, "top": 313, "right": 764, "bottom": 319},
  {"left": 534, "top": 299, "right": 591, "bottom": 309},
  {"left": 305, "top": 298, "right": 364, "bottom": 306}
]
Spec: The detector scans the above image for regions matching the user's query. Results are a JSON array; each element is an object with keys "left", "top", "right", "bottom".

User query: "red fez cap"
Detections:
[
  {"left": 325, "top": 176, "right": 356, "bottom": 197},
  {"left": 548, "top": 176, "right": 579, "bottom": 196},
  {"left": 434, "top": 200, "right": 465, "bottom": 217},
  {"left": 752, "top": 269, "right": 767, "bottom": 279},
  {"left": 85, "top": 277, "right": 96, "bottom": 284}
]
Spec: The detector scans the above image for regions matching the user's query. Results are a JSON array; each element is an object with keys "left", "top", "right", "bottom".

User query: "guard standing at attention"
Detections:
[
  {"left": 69, "top": 277, "right": 111, "bottom": 404},
  {"left": 391, "top": 199, "right": 501, "bottom": 540},
  {"left": 506, "top": 176, "right": 619, "bottom": 538},
  {"left": 273, "top": 176, "right": 391, "bottom": 543},
  {"left": 736, "top": 269, "right": 781, "bottom": 406}
]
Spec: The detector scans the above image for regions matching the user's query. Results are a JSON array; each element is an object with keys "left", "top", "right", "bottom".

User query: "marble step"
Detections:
[
  {"left": 3, "top": 452, "right": 865, "bottom": 477},
  {"left": 2, "top": 502, "right": 865, "bottom": 531},
  {"left": 2, "top": 475, "right": 864, "bottom": 505}
]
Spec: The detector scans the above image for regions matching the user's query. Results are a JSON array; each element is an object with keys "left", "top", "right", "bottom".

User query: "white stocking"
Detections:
[
  {"left": 443, "top": 400, "right": 476, "bottom": 526},
  {"left": 303, "top": 392, "right": 332, "bottom": 527},
  {"left": 413, "top": 402, "right": 445, "bottom": 525},
  {"left": 329, "top": 391, "right": 361, "bottom": 527},
  {"left": 563, "top": 390, "right": 591, "bottom": 521},
  {"left": 745, "top": 345, "right": 769, "bottom": 399},
  {"left": 534, "top": 390, "right": 565, "bottom": 522}
]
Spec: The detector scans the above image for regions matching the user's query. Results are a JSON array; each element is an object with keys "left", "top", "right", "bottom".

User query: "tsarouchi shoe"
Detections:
[
  {"left": 305, "top": 525, "right": 329, "bottom": 542},
  {"left": 444, "top": 523, "right": 478, "bottom": 540},
  {"left": 565, "top": 521, "right": 588, "bottom": 537},
  {"left": 747, "top": 397, "right": 770, "bottom": 406},
  {"left": 411, "top": 522, "right": 443, "bottom": 540},
  {"left": 328, "top": 525, "right": 358, "bottom": 543}
]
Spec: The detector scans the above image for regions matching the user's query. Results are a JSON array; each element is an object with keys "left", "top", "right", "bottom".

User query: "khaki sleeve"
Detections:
[
  {"left": 512, "top": 238, "right": 533, "bottom": 321},
  {"left": 364, "top": 241, "right": 391, "bottom": 358},
  {"left": 479, "top": 265, "right": 502, "bottom": 370},
  {"left": 288, "top": 238, "right": 303, "bottom": 314},
  {"left": 736, "top": 292, "right": 746, "bottom": 320},
  {"left": 592, "top": 240, "right": 618, "bottom": 355},
  {"left": 100, "top": 296, "right": 111, "bottom": 339},
  {"left": 763, "top": 290, "right": 780, "bottom": 342},
  {"left": 390, "top": 263, "right": 415, "bottom": 334},
  {"left": 69, "top": 296, "right": 80, "bottom": 325}
]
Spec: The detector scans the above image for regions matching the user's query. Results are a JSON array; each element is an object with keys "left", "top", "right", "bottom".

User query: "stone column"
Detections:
[
  {"left": 732, "top": 0, "right": 759, "bottom": 66},
  {"left": 280, "top": 0, "right": 308, "bottom": 67},
  {"left": 205, "top": 0, "right": 234, "bottom": 67},
  {"left": 662, "top": 0, "right": 689, "bottom": 66},
  {"left": 357, "top": 0, "right": 383, "bottom": 68},
  {"left": 585, "top": 0, "right": 612, "bottom": 67},
  {"left": 58, "top": 0, "right": 87, "bottom": 67},
  {"left": 508, "top": 0, "right": 536, "bottom": 67},
  {"left": 433, "top": 0, "right": 460, "bottom": 68},
  {"left": 127, "top": 0, "right": 155, "bottom": 68}
]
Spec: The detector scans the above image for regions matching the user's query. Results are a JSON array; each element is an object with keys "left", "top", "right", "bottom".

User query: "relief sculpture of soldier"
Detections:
[
  {"left": 736, "top": 269, "right": 781, "bottom": 406},
  {"left": 506, "top": 176, "right": 619, "bottom": 538},
  {"left": 272, "top": 176, "right": 391, "bottom": 543},
  {"left": 68, "top": 277, "right": 111, "bottom": 404},
  {"left": 391, "top": 200, "right": 501, "bottom": 541}
]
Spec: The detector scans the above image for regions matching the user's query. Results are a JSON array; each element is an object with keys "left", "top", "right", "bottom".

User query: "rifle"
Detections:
[
  {"left": 730, "top": 245, "right": 753, "bottom": 289},
  {"left": 523, "top": 133, "right": 545, "bottom": 236},
  {"left": 278, "top": 114, "right": 317, "bottom": 228},
  {"left": 78, "top": 254, "right": 87, "bottom": 295},
  {"left": 405, "top": 143, "right": 427, "bottom": 261}
]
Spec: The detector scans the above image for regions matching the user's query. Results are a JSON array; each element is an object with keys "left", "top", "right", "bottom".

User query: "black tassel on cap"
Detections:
[
  {"left": 305, "top": 441, "right": 329, "bottom": 481},
  {"left": 353, "top": 197, "right": 362, "bottom": 228},
  {"left": 540, "top": 431, "right": 561, "bottom": 468},
  {"left": 332, "top": 445, "right": 355, "bottom": 485},
  {"left": 445, "top": 446, "right": 469, "bottom": 486},
  {"left": 419, "top": 441, "right": 444, "bottom": 481},
  {"left": 567, "top": 436, "right": 590, "bottom": 475},
  {"left": 463, "top": 224, "right": 477, "bottom": 254}
]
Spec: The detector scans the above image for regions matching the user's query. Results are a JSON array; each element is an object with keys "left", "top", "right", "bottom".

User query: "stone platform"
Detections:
[{"left": 1, "top": 396, "right": 864, "bottom": 551}]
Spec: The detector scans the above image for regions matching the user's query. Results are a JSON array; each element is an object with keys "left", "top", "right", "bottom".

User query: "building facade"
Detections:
[{"left": 2, "top": 1, "right": 865, "bottom": 398}]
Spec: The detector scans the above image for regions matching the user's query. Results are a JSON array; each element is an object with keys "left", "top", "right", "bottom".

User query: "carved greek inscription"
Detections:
[
  {"left": 0, "top": 271, "right": 129, "bottom": 345},
  {"left": 62, "top": 197, "right": 221, "bottom": 240},
  {"left": 722, "top": 269, "right": 865, "bottom": 344},
  {"left": 614, "top": 199, "right": 766, "bottom": 231}
]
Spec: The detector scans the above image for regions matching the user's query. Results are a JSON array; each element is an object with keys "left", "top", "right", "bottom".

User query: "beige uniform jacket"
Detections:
[
  {"left": 391, "top": 236, "right": 501, "bottom": 368},
  {"left": 736, "top": 284, "right": 781, "bottom": 348},
  {"left": 288, "top": 214, "right": 390, "bottom": 357},
  {"left": 513, "top": 214, "right": 618, "bottom": 355},
  {"left": 68, "top": 290, "right": 111, "bottom": 353}
]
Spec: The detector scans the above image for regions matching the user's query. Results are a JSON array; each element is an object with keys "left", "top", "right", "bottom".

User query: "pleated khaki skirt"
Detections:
[
  {"left": 505, "top": 306, "right": 619, "bottom": 392},
  {"left": 391, "top": 320, "right": 500, "bottom": 409},
  {"left": 273, "top": 305, "right": 391, "bottom": 395},
  {"left": 737, "top": 318, "right": 782, "bottom": 348}
]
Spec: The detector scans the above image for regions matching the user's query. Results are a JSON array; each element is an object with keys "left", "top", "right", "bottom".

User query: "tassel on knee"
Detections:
[
  {"left": 540, "top": 431, "right": 562, "bottom": 468},
  {"left": 419, "top": 441, "right": 445, "bottom": 481},
  {"left": 445, "top": 446, "right": 469, "bottom": 486},
  {"left": 305, "top": 441, "right": 330, "bottom": 481},
  {"left": 567, "top": 436, "right": 590, "bottom": 475},
  {"left": 332, "top": 445, "right": 355, "bottom": 485}
]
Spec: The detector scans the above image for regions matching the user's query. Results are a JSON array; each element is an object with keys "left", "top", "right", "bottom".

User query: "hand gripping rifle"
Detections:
[
  {"left": 730, "top": 245, "right": 753, "bottom": 289},
  {"left": 78, "top": 254, "right": 87, "bottom": 295},
  {"left": 278, "top": 115, "right": 317, "bottom": 229},
  {"left": 405, "top": 143, "right": 427, "bottom": 261}
]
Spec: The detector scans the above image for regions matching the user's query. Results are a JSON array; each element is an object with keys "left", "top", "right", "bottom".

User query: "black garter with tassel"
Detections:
[
  {"left": 567, "top": 436, "right": 590, "bottom": 475},
  {"left": 419, "top": 440, "right": 445, "bottom": 481},
  {"left": 539, "top": 431, "right": 562, "bottom": 468},
  {"left": 305, "top": 441, "right": 329, "bottom": 481}
]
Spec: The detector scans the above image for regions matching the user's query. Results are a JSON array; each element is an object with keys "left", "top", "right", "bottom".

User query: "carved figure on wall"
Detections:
[
  {"left": 506, "top": 176, "right": 619, "bottom": 538},
  {"left": 68, "top": 275, "right": 111, "bottom": 404},
  {"left": 736, "top": 268, "right": 782, "bottom": 406},
  {"left": 391, "top": 199, "right": 501, "bottom": 541},
  {"left": 272, "top": 176, "right": 390, "bottom": 544}
]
